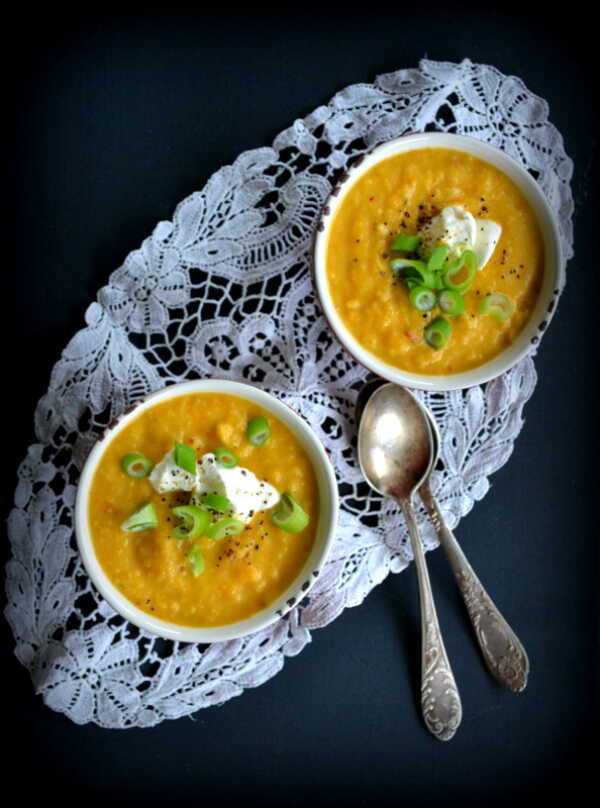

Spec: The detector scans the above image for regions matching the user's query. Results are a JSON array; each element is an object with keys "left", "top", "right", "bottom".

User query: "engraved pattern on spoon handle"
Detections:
[
  {"left": 419, "top": 480, "right": 529, "bottom": 692},
  {"left": 400, "top": 498, "right": 462, "bottom": 742}
]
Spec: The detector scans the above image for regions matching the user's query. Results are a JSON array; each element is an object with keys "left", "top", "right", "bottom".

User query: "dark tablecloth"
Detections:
[{"left": 5, "top": 6, "right": 597, "bottom": 805}]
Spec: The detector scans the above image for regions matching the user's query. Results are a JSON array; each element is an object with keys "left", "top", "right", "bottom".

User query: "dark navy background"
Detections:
[{"left": 5, "top": 5, "right": 597, "bottom": 805}]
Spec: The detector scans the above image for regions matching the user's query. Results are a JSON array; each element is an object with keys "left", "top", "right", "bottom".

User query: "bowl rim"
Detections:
[
  {"left": 312, "top": 131, "right": 564, "bottom": 392},
  {"left": 74, "top": 378, "right": 339, "bottom": 643}
]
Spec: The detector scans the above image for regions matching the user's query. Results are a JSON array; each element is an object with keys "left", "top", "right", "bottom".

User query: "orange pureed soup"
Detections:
[
  {"left": 88, "top": 393, "right": 318, "bottom": 627},
  {"left": 325, "top": 148, "right": 544, "bottom": 374}
]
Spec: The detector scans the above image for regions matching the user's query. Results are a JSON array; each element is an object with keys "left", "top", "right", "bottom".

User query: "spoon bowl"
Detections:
[{"left": 357, "top": 384, "right": 433, "bottom": 500}]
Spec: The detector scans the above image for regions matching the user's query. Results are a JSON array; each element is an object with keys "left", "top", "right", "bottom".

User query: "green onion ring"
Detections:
[
  {"left": 477, "top": 293, "right": 515, "bottom": 322},
  {"left": 200, "top": 493, "right": 232, "bottom": 513},
  {"left": 409, "top": 286, "right": 437, "bottom": 312},
  {"left": 270, "top": 493, "right": 310, "bottom": 534},
  {"left": 121, "top": 453, "right": 154, "bottom": 479},
  {"left": 438, "top": 289, "right": 465, "bottom": 316},
  {"left": 390, "top": 258, "right": 437, "bottom": 289},
  {"left": 247, "top": 417, "right": 271, "bottom": 447},
  {"left": 441, "top": 249, "right": 478, "bottom": 293},
  {"left": 214, "top": 447, "right": 238, "bottom": 469},
  {"left": 206, "top": 517, "right": 246, "bottom": 540},
  {"left": 187, "top": 545, "right": 205, "bottom": 577},
  {"left": 424, "top": 317, "right": 452, "bottom": 350},
  {"left": 427, "top": 244, "right": 449, "bottom": 271},
  {"left": 121, "top": 502, "right": 158, "bottom": 533},
  {"left": 390, "top": 257, "right": 428, "bottom": 274},
  {"left": 171, "top": 505, "right": 210, "bottom": 540},
  {"left": 404, "top": 277, "right": 422, "bottom": 292},
  {"left": 174, "top": 441, "right": 197, "bottom": 475},
  {"left": 390, "top": 233, "right": 422, "bottom": 252}
]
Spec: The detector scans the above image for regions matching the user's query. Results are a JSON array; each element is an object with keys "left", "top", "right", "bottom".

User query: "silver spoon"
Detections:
[
  {"left": 357, "top": 382, "right": 462, "bottom": 741},
  {"left": 356, "top": 378, "right": 529, "bottom": 692},
  {"left": 418, "top": 408, "right": 530, "bottom": 692}
]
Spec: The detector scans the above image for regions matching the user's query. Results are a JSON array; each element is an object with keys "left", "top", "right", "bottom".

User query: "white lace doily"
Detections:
[{"left": 6, "top": 59, "right": 573, "bottom": 728}]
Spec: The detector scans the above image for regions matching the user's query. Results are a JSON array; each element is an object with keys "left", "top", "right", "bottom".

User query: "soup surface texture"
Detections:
[
  {"left": 88, "top": 393, "right": 318, "bottom": 627},
  {"left": 325, "top": 147, "right": 544, "bottom": 374}
]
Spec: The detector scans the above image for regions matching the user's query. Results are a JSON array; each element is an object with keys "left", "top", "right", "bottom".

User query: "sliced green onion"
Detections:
[
  {"left": 409, "top": 286, "right": 437, "bottom": 312},
  {"left": 270, "top": 493, "right": 310, "bottom": 533},
  {"left": 200, "top": 493, "right": 232, "bottom": 513},
  {"left": 460, "top": 249, "right": 478, "bottom": 271},
  {"left": 401, "top": 267, "right": 435, "bottom": 288},
  {"left": 477, "top": 293, "right": 515, "bottom": 322},
  {"left": 171, "top": 505, "right": 210, "bottom": 540},
  {"left": 441, "top": 250, "right": 477, "bottom": 294},
  {"left": 390, "top": 233, "right": 422, "bottom": 252},
  {"left": 121, "top": 502, "right": 158, "bottom": 533},
  {"left": 187, "top": 545, "right": 205, "bottom": 577},
  {"left": 404, "top": 277, "right": 421, "bottom": 291},
  {"left": 438, "top": 289, "right": 465, "bottom": 316},
  {"left": 390, "top": 258, "right": 437, "bottom": 289},
  {"left": 214, "top": 447, "right": 238, "bottom": 469},
  {"left": 427, "top": 244, "right": 449, "bottom": 271},
  {"left": 121, "top": 453, "right": 154, "bottom": 479},
  {"left": 247, "top": 417, "right": 271, "bottom": 446},
  {"left": 390, "top": 257, "right": 428, "bottom": 274},
  {"left": 431, "top": 273, "right": 446, "bottom": 291},
  {"left": 424, "top": 317, "right": 452, "bottom": 350},
  {"left": 174, "top": 441, "right": 196, "bottom": 475},
  {"left": 206, "top": 517, "right": 246, "bottom": 540}
]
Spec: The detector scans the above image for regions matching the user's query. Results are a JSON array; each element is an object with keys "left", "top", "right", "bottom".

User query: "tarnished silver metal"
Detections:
[
  {"left": 357, "top": 383, "right": 462, "bottom": 741},
  {"left": 418, "top": 413, "right": 529, "bottom": 693}
]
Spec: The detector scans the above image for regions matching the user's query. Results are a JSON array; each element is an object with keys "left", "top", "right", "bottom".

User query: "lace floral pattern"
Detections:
[{"left": 6, "top": 59, "right": 573, "bottom": 728}]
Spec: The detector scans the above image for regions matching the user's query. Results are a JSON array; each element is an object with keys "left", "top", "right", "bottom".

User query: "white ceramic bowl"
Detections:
[
  {"left": 313, "top": 132, "right": 563, "bottom": 391},
  {"left": 75, "top": 379, "right": 339, "bottom": 643}
]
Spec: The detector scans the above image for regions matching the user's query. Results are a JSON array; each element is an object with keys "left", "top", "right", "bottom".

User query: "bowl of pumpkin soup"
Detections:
[
  {"left": 313, "top": 132, "right": 563, "bottom": 390},
  {"left": 75, "top": 380, "right": 338, "bottom": 642}
]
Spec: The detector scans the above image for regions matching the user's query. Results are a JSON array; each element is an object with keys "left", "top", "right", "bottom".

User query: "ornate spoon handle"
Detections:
[
  {"left": 419, "top": 480, "right": 529, "bottom": 692},
  {"left": 400, "top": 497, "right": 462, "bottom": 741}
]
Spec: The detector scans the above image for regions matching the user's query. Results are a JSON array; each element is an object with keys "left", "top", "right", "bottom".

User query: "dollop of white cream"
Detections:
[
  {"left": 149, "top": 449, "right": 279, "bottom": 524},
  {"left": 191, "top": 453, "right": 279, "bottom": 524},
  {"left": 472, "top": 219, "right": 502, "bottom": 272},
  {"left": 418, "top": 205, "right": 501, "bottom": 270}
]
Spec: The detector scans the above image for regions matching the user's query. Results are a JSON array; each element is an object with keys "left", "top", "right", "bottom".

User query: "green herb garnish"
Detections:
[
  {"left": 424, "top": 317, "right": 452, "bottom": 350},
  {"left": 174, "top": 442, "right": 197, "bottom": 475},
  {"left": 121, "top": 502, "right": 158, "bottom": 533},
  {"left": 270, "top": 493, "right": 310, "bottom": 534}
]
